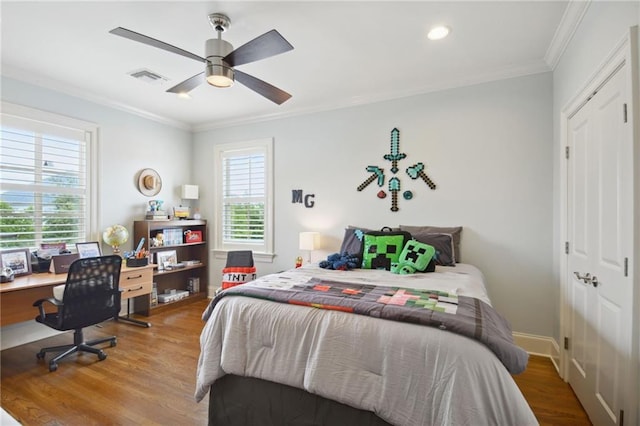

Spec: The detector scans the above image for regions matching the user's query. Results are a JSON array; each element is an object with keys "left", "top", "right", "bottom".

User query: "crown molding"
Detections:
[
  {"left": 544, "top": 1, "right": 591, "bottom": 70},
  {"left": 192, "top": 60, "right": 551, "bottom": 132},
  {"left": 1, "top": 65, "right": 190, "bottom": 131}
]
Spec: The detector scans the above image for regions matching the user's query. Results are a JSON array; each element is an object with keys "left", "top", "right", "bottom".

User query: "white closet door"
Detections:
[{"left": 566, "top": 63, "right": 632, "bottom": 426}]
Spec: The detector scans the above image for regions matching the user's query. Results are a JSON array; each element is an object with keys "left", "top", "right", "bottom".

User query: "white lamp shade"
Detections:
[
  {"left": 181, "top": 184, "right": 199, "bottom": 200},
  {"left": 299, "top": 232, "right": 319, "bottom": 251}
]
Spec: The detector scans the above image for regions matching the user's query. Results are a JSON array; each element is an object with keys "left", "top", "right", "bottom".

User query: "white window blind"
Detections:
[
  {"left": 214, "top": 139, "right": 273, "bottom": 256},
  {"left": 0, "top": 105, "right": 94, "bottom": 250}
]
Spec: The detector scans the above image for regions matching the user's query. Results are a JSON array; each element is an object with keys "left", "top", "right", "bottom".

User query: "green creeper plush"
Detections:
[
  {"left": 391, "top": 240, "right": 436, "bottom": 274},
  {"left": 361, "top": 231, "right": 411, "bottom": 270}
]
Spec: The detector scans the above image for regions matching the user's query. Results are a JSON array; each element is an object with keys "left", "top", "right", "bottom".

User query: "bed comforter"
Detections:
[{"left": 196, "top": 264, "right": 538, "bottom": 426}]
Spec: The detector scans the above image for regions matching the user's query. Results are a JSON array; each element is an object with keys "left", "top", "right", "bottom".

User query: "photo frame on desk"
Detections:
[
  {"left": 49, "top": 253, "right": 79, "bottom": 274},
  {"left": 0, "top": 248, "right": 32, "bottom": 276},
  {"left": 76, "top": 241, "right": 102, "bottom": 259}
]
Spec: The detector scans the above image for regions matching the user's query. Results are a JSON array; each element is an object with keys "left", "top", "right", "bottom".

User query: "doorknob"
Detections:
[{"left": 573, "top": 272, "right": 598, "bottom": 287}]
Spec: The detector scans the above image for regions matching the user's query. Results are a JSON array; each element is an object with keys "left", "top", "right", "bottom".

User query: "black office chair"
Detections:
[{"left": 33, "top": 255, "right": 122, "bottom": 372}]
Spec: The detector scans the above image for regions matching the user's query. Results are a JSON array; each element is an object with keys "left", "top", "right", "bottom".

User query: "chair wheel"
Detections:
[
  {"left": 110, "top": 338, "right": 117, "bottom": 347},
  {"left": 49, "top": 362, "right": 58, "bottom": 372},
  {"left": 36, "top": 352, "right": 45, "bottom": 360},
  {"left": 98, "top": 351, "right": 107, "bottom": 361}
]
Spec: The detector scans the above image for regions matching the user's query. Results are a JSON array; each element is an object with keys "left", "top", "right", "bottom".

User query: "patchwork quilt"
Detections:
[{"left": 205, "top": 278, "right": 528, "bottom": 374}]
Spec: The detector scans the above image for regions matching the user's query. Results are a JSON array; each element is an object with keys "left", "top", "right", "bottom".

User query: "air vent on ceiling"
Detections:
[{"left": 128, "top": 69, "right": 169, "bottom": 85}]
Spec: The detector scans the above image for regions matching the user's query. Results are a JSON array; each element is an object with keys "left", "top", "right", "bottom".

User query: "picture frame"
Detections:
[
  {"left": 184, "top": 229, "right": 203, "bottom": 243},
  {"left": 76, "top": 241, "right": 102, "bottom": 259},
  {"left": 0, "top": 248, "right": 32, "bottom": 276},
  {"left": 155, "top": 249, "right": 177, "bottom": 271}
]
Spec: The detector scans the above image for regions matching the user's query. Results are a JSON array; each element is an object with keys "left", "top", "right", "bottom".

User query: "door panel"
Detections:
[{"left": 566, "top": 64, "right": 630, "bottom": 426}]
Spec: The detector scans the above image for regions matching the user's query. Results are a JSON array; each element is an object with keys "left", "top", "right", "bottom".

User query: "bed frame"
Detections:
[{"left": 208, "top": 375, "right": 393, "bottom": 426}]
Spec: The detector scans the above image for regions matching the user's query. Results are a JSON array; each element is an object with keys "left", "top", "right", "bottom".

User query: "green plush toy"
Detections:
[{"left": 391, "top": 240, "right": 436, "bottom": 274}]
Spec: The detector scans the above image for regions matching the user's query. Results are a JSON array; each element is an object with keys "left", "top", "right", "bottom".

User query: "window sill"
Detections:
[{"left": 213, "top": 249, "right": 275, "bottom": 264}]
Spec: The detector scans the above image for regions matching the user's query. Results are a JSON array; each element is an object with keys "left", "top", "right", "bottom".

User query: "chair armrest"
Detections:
[{"left": 32, "top": 297, "right": 63, "bottom": 321}]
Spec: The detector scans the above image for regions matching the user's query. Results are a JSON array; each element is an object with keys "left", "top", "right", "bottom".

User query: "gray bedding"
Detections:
[{"left": 196, "top": 264, "right": 538, "bottom": 426}]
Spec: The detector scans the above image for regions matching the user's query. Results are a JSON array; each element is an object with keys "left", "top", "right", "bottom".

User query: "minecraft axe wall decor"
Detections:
[{"left": 406, "top": 162, "right": 436, "bottom": 190}]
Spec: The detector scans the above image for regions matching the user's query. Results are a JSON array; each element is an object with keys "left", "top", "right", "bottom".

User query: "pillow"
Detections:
[
  {"left": 399, "top": 225, "right": 462, "bottom": 262},
  {"left": 408, "top": 231, "right": 456, "bottom": 266},
  {"left": 391, "top": 240, "right": 436, "bottom": 274},
  {"left": 339, "top": 226, "right": 374, "bottom": 257},
  {"left": 361, "top": 231, "right": 412, "bottom": 270}
]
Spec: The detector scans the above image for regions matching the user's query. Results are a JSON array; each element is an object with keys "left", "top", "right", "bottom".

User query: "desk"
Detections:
[{"left": 0, "top": 264, "right": 155, "bottom": 327}]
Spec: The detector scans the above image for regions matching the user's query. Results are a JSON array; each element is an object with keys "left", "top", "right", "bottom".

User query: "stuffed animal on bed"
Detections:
[
  {"left": 319, "top": 252, "right": 360, "bottom": 270},
  {"left": 391, "top": 240, "right": 436, "bottom": 274}
]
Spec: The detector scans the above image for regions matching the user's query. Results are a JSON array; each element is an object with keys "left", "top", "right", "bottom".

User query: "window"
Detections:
[
  {"left": 0, "top": 103, "right": 97, "bottom": 250},
  {"left": 214, "top": 138, "right": 273, "bottom": 260}
]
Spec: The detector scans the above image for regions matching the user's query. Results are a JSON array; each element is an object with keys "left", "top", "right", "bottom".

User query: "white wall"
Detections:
[
  {"left": 1, "top": 77, "right": 193, "bottom": 253},
  {"left": 194, "top": 72, "right": 554, "bottom": 337}
]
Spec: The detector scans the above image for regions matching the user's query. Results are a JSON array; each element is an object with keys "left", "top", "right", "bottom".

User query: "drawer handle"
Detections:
[
  {"left": 127, "top": 274, "right": 143, "bottom": 280},
  {"left": 127, "top": 286, "right": 144, "bottom": 292}
]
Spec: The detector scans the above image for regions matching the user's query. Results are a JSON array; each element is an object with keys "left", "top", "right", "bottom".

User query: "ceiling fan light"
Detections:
[{"left": 206, "top": 64, "right": 234, "bottom": 88}]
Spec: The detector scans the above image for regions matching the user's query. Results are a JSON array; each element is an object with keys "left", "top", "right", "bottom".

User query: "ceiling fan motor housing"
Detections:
[{"left": 205, "top": 38, "right": 234, "bottom": 87}]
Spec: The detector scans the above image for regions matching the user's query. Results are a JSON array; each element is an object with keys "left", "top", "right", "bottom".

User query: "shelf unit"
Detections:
[{"left": 133, "top": 219, "right": 208, "bottom": 315}]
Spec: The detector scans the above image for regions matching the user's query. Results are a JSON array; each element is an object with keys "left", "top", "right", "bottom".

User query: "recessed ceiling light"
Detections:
[
  {"left": 427, "top": 26, "right": 450, "bottom": 41},
  {"left": 177, "top": 92, "right": 191, "bottom": 100}
]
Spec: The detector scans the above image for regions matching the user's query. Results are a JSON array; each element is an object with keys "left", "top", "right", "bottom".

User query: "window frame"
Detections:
[
  {"left": 213, "top": 138, "right": 274, "bottom": 263},
  {"left": 0, "top": 102, "right": 99, "bottom": 250}
]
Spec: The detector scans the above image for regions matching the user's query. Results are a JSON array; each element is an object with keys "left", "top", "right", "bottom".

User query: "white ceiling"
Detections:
[{"left": 1, "top": 1, "right": 569, "bottom": 130}]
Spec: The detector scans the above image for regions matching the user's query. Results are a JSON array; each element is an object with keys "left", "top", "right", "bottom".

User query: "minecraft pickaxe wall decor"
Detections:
[
  {"left": 357, "top": 166, "right": 385, "bottom": 191},
  {"left": 356, "top": 128, "right": 437, "bottom": 212}
]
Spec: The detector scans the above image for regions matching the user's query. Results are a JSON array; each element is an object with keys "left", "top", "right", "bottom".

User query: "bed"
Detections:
[{"left": 196, "top": 262, "right": 538, "bottom": 426}]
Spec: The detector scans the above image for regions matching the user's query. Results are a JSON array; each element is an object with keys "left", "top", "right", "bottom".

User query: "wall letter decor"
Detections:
[{"left": 292, "top": 189, "right": 315, "bottom": 208}]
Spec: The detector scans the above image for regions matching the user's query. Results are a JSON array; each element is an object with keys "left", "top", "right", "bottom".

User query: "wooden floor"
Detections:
[{"left": 1, "top": 299, "right": 591, "bottom": 425}]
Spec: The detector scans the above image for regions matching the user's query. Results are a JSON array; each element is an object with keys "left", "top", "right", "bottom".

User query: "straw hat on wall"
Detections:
[{"left": 137, "top": 168, "right": 162, "bottom": 197}]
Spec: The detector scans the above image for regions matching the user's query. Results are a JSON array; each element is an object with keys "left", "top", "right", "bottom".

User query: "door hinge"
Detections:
[
  {"left": 624, "top": 257, "right": 628, "bottom": 277},
  {"left": 620, "top": 409, "right": 624, "bottom": 426},
  {"left": 565, "top": 241, "right": 569, "bottom": 254},
  {"left": 564, "top": 337, "right": 570, "bottom": 350},
  {"left": 565, "top": 146, "right": 570, "bottom": 159},
  {"left": 623, "top": 103, "right": 627, "bottom": 123}
]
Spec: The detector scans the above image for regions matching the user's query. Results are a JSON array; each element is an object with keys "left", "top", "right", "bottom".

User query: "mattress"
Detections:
[{"left": 196, "top": 264, "right": 538, "bottom": 426}]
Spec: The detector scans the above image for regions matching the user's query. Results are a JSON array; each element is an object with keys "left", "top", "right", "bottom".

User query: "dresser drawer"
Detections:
[{"left": 120, "top": 268, "right": 153, "bottom": 300}]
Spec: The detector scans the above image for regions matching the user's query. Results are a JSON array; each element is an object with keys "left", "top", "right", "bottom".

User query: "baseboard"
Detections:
[{"left": 513, "top": 332, "right": 561, "bottom": 373}]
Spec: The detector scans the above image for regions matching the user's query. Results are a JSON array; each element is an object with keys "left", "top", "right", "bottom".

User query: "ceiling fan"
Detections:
[{"left": 110, "top": 13, "right": 294, "bottom": 104}]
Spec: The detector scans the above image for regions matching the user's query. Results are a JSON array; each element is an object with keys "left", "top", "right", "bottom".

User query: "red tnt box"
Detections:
[{"left": 184, "top": 230, "right": 203, "bottom": 243}]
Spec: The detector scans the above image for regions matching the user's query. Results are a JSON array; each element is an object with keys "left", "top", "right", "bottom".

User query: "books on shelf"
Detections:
[
  {"left": 146, "top": 211, "right": 169, "bottom": 221},
  {"left": 162, "top": 228, "right": 183, "bottom": 246}
]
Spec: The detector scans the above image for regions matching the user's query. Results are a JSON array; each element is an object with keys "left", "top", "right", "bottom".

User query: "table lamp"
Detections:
[{"left": 299, "top": 231, "right": 320, "bottom": 263}]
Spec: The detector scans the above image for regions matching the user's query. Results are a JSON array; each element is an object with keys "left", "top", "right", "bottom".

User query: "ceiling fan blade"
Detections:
[
  {"left": 224, "top": 29, "right": 293, "bottom": 67},
  {"left": 167, "top": 72, "right": 206, "bottom": 94},
  {"left": 109, "top": 27, "right": 206, "bottom": 63},
  {"left": 234, "top": 69, "right": 292, "bottom": 105}
]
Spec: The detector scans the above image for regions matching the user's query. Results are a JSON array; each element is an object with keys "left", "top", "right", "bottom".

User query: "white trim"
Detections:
[
  {"left": 213, "top": 138, "right": 274, "bottom": 255},
  {"left": 513, "top": 332, "right": 561, "bottom": 373},
  {"left": 1, "top": 101, "right": 100, "bottom": 242},
  {"left": 193, "top": 63, "right": 551, "bottom": 132},
  {"left": 213, "top": 249, "right": 275, "bottom": 264},
  {"left": 2, "top": 66, "right": 189, "bottom": 131},
  {"left": 544, "top": 1, "right": 591, "bottom": 70}
]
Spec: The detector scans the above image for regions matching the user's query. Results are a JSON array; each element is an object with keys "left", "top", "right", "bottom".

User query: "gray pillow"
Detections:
[
  {"left": 339, "top": 226, "right": 374, "bottom": 257},
  {"left": 408, "top": 231, "right": 456, "bottom": 266},
  {"left": 399, "top": 225, "right": 462, "bottom": 262}
]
